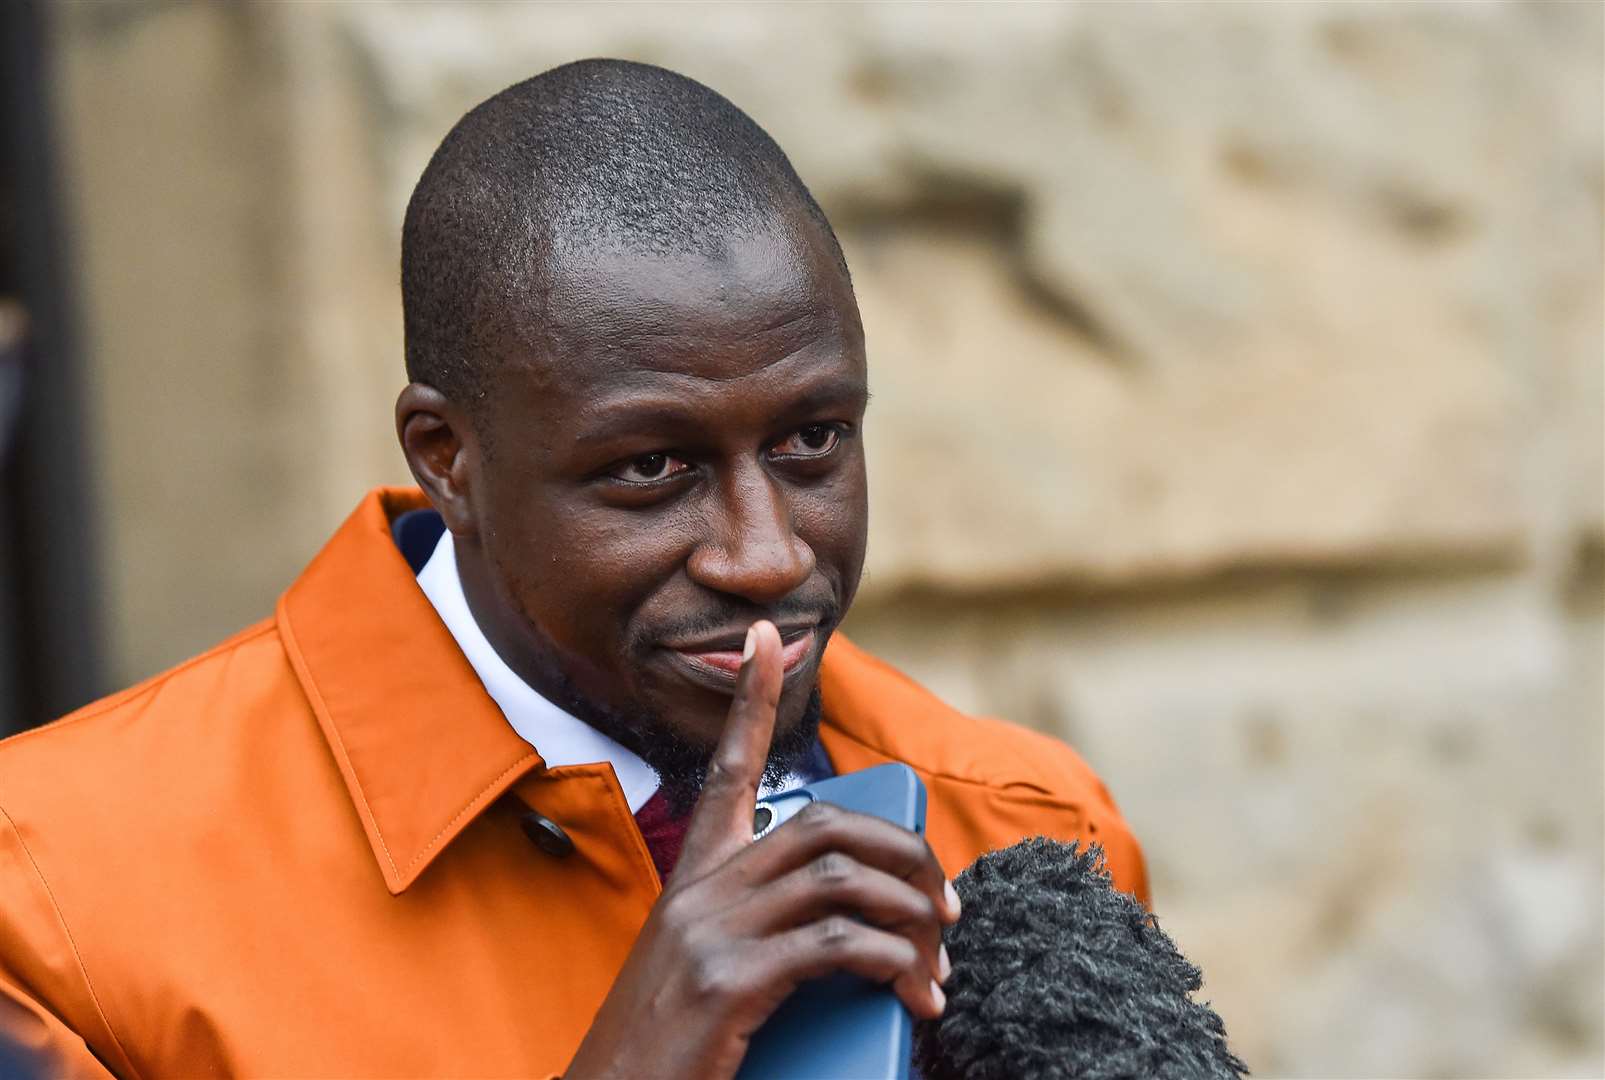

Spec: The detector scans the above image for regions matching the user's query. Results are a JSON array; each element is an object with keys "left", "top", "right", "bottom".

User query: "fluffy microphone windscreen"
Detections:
[{"left": 914, "top": 838, "right": 1247, "bottom": 1080}]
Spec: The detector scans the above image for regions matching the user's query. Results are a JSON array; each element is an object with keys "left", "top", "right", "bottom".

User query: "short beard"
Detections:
[
  {"left": 543, "top": 671, "right": 826, "bottom": 818},
  {"left": 634, "top": 687, "right": 825, "bottom": 817}
]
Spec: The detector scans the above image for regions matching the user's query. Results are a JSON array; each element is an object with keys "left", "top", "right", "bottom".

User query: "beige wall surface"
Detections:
[{"left": 51, "top": 2, "right": 1602, "bottom": 1076}]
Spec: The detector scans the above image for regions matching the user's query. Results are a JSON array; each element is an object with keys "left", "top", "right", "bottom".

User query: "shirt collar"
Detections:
[{"left": 415, "top": 530, "right": 660, "bottom": 814}]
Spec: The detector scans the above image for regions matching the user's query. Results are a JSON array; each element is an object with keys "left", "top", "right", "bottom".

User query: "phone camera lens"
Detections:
[{"left": 752, "top": 805, "right": 774, "bottom": 837}]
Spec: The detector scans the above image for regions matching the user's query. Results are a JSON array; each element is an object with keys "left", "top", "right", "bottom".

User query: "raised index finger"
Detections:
[{"left": 673, "top": 619, "right": 783, "bottom": 877}]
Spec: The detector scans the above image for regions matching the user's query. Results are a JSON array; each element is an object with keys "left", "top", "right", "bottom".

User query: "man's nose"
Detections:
[{"left": 686, "top": 465, "right": 815, "bottom": 604}]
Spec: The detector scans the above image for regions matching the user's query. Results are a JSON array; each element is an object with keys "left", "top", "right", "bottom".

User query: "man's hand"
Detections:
[{"left": 564, "top": 620, "right": 957, "bottom": 1080}]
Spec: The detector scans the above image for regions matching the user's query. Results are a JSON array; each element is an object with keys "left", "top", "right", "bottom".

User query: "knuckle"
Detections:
[
  {"left": 795, "top": 801, "right": 841, "bottom": 830},
  {"left": 701, "top": 759, "right": 738, "bottom": 791},
  {"left": 655, "top": 890, "right": 694, "bottom": 931},
  {"left": 652, "top": 897, "right": 684, "bottom": 935},
  {"left": 809, "top": 853, "right": 852, "bottom": 887},
  {"left": 898, "top": 938, "right": 923, "bottom": 972},
  {"left": 815, "top": 915, "right": 856, "bottom": 951},
  {"left": 910, "top": 837, "right": 944, "bottom": 881},
  {"left": 686, "top": 953, "right": 739, "bottom": 1005}
]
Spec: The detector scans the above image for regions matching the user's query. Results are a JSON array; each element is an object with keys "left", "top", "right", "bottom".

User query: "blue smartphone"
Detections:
[{"left": 736, "top": 763, "right": 928, "bottom": 1080}]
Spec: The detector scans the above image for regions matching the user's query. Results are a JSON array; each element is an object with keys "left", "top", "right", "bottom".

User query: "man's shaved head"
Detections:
[
  {"left": 401, "top": 58, "right": 849, "bottom": 406},
  {"left": 397, "top": 60, "right": 868, "bottom": 811}
]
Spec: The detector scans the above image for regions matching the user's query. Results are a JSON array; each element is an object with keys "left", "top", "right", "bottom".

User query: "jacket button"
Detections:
[{"left": 520, "top": 810, "right": 575, "bottom": 857}]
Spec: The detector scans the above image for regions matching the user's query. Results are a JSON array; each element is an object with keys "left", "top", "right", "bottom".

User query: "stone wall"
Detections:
[{"left": 49, "top": 3, "right": 1603, "bottom": 1075}]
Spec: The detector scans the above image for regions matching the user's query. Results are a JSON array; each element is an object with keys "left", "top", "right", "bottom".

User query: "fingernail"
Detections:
[
  {"left": 938, "top": 944, "right": 952, "bottom": 982},
  {"left": 944, "top": 880, "right": 962, "bottom": 921},
  {"left": 930, "top": 979, "right": 946, "bottom": 1013},
  {"left": 742, "top": 626, "right": 756, "bottom": 663}
]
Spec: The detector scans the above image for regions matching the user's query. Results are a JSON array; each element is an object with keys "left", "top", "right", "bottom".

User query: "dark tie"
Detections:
[{"left": 633, "top": 789, "right": 692, "bottom": 884}]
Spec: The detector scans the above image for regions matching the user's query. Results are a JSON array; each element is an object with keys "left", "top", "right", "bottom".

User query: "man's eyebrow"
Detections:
[
  {"left": 770, "top": 380, "right": 870, "bottom": 417},
  {"left": 570, "top": 403, "right": 702, "bottom": 448},
  {"left": 571, "top": 381, "right": 870, "bottom": 449}
]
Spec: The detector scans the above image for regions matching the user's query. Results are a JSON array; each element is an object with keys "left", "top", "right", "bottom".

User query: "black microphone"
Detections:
[{"left": 915, "top": 839, "right": 1247, "bottom": 1080}]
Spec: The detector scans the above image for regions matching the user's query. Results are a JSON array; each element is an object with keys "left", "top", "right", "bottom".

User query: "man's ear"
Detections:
[{"left": 396, "top": 383, "right": 479, "bottom": 537}]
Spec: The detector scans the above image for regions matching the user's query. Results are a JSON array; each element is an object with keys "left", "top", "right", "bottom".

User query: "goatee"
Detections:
[
  {"left": 645, "top": 687, "right": 825, "bottom": 817},
  {"left": 545, "top": 674, "right": 826, "bottom": 818}
]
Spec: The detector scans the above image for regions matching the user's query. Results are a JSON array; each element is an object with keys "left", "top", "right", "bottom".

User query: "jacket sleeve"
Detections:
[
  {"left": 999, "top": 719, "right": 1153, "bottom": 909},
  {"left": 0, "top": 808, "right": 127, "bottom": 1078}
]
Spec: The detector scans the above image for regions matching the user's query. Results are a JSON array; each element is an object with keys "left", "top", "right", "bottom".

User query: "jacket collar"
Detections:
[{"left": 276, "top": 488, "right": 542, "bottom": 894}]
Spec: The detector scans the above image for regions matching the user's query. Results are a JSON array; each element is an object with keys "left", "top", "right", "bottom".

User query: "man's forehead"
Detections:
[
  {"left": 503, "top": 228, "right": 860, "bottom": 394},
  {"left": 545, "top": 229, "right": 848, "bottom": 334},
  {"left": 491, "top": 273, "right": 866, "bottom": 452}
]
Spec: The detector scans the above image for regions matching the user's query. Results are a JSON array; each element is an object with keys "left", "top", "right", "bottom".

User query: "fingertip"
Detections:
[
  {"left": 739, "top": 620, "right": 782, "bottom": 677},
  {"left": 943, "top": 879, "right": 962, "bottom": 923},
  {"left": 753, "top": 619, "right": 781, "bottom": 652}
]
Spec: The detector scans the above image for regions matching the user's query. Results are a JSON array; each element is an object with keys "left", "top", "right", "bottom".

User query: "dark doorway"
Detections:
[{"left": 1, "top": 0, "right": 105, "bottom": 736}]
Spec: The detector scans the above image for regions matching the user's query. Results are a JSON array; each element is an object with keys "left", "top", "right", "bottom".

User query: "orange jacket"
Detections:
[{"left": 0, "top": 488, "right": 1148, "bottom": 1078}]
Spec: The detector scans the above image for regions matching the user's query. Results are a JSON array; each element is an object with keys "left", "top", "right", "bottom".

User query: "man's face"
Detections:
[{"left": 461, "top": 222, "right": 868, "bottom": 778}]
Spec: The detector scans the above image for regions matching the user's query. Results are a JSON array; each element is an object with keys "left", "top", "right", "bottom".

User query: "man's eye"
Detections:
[
  {"left": 771, "top": 424, "right": 842, "bottom": 458},
  {"left": 611, "top": 452, "right": 690, "bottom": 483}
]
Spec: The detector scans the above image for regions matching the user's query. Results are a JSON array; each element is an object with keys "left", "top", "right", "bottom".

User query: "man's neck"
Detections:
[
  {"left": 415, "top": 529, "right": 661, "bottom": 812},
  {"left": 451, "top": 533, "right": 597, "bottom": 715}
]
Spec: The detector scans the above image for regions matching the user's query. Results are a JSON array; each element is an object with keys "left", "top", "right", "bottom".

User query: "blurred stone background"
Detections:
[{"left": 45, "top": 2, "right": 1603, "bottom": 1076}]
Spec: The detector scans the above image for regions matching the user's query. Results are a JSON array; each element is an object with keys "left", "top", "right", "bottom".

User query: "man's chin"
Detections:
[{"left": 640, "top": 685, "right": 825, "bottom": 817}]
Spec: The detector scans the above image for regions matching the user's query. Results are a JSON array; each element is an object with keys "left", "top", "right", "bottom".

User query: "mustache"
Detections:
[{"left": 641, "top": 593, "right": 843, "bottom": 649}]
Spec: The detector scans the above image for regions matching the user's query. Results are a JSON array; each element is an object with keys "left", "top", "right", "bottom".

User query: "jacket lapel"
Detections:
[{"left": 276, "top": 488, "right": 542, "bottom": 894}]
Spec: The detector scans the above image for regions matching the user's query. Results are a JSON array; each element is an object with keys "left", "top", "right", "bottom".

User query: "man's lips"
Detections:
[{"left": 662, "top": 624, "right": 819, "bottom": 690}]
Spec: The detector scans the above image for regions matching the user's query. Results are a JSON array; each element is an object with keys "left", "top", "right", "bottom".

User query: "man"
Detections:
[{"left": 0, "top": 60, "right": 1146, "bottom": 1078}]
